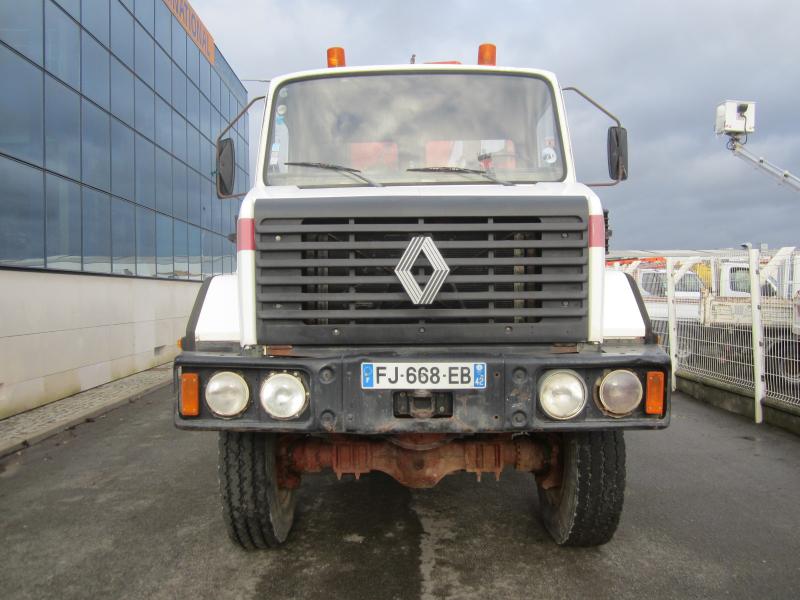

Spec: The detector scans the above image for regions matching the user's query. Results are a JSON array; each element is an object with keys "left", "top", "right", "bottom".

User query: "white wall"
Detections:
[{"left": 0, "top": 270, "right": 201, "bottom": 419}]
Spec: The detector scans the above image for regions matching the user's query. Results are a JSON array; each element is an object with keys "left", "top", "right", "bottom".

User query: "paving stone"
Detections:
[{"left": 0, "top": 365, "right": 172, "bottom": 457}]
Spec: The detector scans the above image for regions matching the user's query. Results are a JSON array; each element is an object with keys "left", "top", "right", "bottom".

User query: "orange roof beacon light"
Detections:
[
  {"left": 327, "top": 47, "right": 346, "bottom": 68},
  {"left": 477, "top": 43, "right": 496, "bottom": 66}
]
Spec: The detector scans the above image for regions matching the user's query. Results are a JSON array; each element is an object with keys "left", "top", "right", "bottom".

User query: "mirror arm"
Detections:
[
  {"left": 215, "top": 95, "right": 266, "bottom": 200},
  {"left": 562, "top": 87, "right": 621, "bottom": 127},
  {"left": 215, "top": 94, "right": 265, "bottom": 147},
  {"left": 562, "top": 86, "right": 625, "bottom": 187}
]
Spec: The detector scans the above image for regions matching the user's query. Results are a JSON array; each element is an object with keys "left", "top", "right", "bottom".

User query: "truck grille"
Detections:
[{"left": 254, "top": 197, "right": 590, "bottom": 345}]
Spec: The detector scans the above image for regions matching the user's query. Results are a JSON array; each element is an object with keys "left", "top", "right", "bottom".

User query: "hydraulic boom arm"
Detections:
[{"left": 729, "top": 140, "right": 800, "bottom": 193}]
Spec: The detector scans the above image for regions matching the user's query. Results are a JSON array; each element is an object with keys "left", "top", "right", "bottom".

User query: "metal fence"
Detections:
[{"left": 608, "top": 246, "right": 800, "bottom": 422}]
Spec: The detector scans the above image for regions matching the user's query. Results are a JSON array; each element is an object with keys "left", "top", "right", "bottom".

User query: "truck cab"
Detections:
[{"left": 175, "top": 46, "right": 670, "bottom": 549}]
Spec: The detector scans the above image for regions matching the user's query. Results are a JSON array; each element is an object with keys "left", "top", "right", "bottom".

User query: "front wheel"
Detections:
[
  {"left": 218, "top": 431, "right": 296, "bottom": 550},
  {"left": 537, "top": 431, "right": 626, "bottom": 547}
]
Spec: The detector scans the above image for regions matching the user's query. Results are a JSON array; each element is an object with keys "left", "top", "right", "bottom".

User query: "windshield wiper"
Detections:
[
  {"left": 406, "top": 166, "right": 514, "bottom": 186},
  {"left": 285, "top": 162, "right": 382, "bottom": 187}
]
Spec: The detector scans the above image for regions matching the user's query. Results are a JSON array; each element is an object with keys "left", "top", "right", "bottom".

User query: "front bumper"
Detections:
[{"left": 174, "top": 344, "right": 671, "bottom": 434}]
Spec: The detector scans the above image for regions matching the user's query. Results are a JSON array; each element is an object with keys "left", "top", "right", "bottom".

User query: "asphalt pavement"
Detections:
[{"left": 1, "top": 387, "right": 799, "bottom": 600}]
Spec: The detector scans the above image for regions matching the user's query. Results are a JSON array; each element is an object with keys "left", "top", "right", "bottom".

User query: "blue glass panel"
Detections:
[
  {"left": 45, "top": 1, "right": 80, "bottom": 88},
  {"left": 55, "top": 0, "right": 80, "bottom": 20},
  {"left": 199, "top": 95, "right": 210, "bottom": 141},
  {"left": 0, "top": 155, "right": 44, "bottom": 267},
  {"left": 135, "top": 204, "right": 155, "bottom": 276},
  {"left": 81, "top": 32, "right": 110, "bottom": 109},
  {"left": 171, "top": 62, "right": 186, "bottom": 114},
  {"left": 200, "top": 176, "right": 210, "bottom": 230},
  {"left": 155, "top": 146, "right": 171, "bottom": 214},
  {"left": 0, "top": 45, "right": 44, "bottom": 166},
  {"left": 209, "top": 68, "right": 219, "bottom": 109},
  {"left": 134, "top": 133, "right": 155, "bottom": 207},
  {"left": 213, "top": 234, "right": 222, "bottom": 275},
  {"left": 171, "top": 110, "right": 186, "bottom": 161},
  {"left": 186, "top": 125, "right": 199, "bottom": 171},
  {"left": 198, "top": 55, "right": 210, "bottom": 98},
  {"left": 173, "top": 219, "right": 187, "bottom": 278},
  {"left": 134, "top": 0, "right": 153, "bottom": 33},
  {"left": 111, "top": 118, "right": 134, "bottom": 200},
  {"left": 188, "top": 224, "right": 200, "bottom": 279},
  {"left": 186, "top": 81, "right": 199, "bottom": 127},
  {"left": 0, "top": 0, "right": 43, "bottom": 64},
  {"left": 134, "top": 76, "right": 154, "bottom": 139},
  {"left": 172, "top": 159, "right": 186, "bottom": 220},
  {"left": 153, "top": 0, "right": 170, "bottom": 50},
  {"left": 46, "top": 173, "right": 81, "bottom": 270},
  {"left": 202, "top": 230, "right": 212, "bottom": 278},
  {"left": 170, "top": 16, "right": 185, "bottom": 70},
  {"left": 187, "top": 169, "right": 200, "bottom": 226},
  {"left": 211, "top": 181, "right": 220, "bottom": 232},
  {"left": 109, "top": 57, "right": 134, "bottom": 125},
  {"left": 110, "top": 0, "right": 134, "bottom": 66},
  {"left": 201, "top": 139, "right": 212, "bottom": 181},
  {"left": 81, "top": 100, "right": 111, "bottom": 191},
  {"left": 156, "top": 212, "right": 173, "bottom": 277},
  {"left": 185, "top": 38, "right": 198, "bottom": 85},
  {"left": 134, "top": 22, "right": 154, "bottom": 87},
  {"left": 45, "top": 76, "right": 81, "bottom": 179},
  {"left": 81, "top": 0, "right": 110, "bottom": 46},
  {"left": 154, "top": 44, "right": 170, "bottom": 102},
  {"left": 118, "top": 0, "right": 131, "bottom": 10},
  {"left": 82, "top": 186, "right": 111, "bottom": 273},
  {"left": 219, "top": 84, "right": 229, "bottom": 122},
  {"left": 211, "top": 108, "right": 221, "bottom": 144},
  {"left": 154, "top": 95, "right": 171, "bottom": 149},
  {"left": 111, "top": 196, "right": 135, "bottom": 274}
]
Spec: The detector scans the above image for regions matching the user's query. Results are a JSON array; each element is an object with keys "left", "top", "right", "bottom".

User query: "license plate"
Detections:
[{"left": 361, "top": 362, "right": 487, "bottom": 390}]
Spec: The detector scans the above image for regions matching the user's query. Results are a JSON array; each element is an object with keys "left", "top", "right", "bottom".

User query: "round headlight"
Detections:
[
  {"left": 260, "top": 373, "right": 308, "bottom": 420},
  {"left": 205, "top": 371, "right": 250, "bottom": 417},
  {"left": 598, "top": 370, "right": 643, "bottom": 416},
  {"left": 538, "top": 370, "right": 587, "bottom": 420}
]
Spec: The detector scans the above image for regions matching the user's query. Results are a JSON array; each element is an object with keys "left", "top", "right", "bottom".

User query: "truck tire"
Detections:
[
  {"left": 537, "top": 431, "right": 626, "bottom": 547},
  {"left": 218, "top": 431, "right": 296, "bottom": 550}
]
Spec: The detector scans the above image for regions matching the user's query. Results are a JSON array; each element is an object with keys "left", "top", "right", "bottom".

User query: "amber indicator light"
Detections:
[
  {"left": 180, "top": 372, "right": 200, "bottom": 417},
  {"left": 645, "top": 371, "right": 665, "bottom": 415}
]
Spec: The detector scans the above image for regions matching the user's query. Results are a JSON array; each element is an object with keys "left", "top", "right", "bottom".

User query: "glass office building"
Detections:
[{"left": 0, "top": 0, "right": 250, "bottom": 279}]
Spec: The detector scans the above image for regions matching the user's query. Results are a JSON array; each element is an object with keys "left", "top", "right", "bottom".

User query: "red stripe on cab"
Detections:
[
  {"left": 237, "top": 217, "right": 255, "bottom": 251},
  {"left": 588, "top": 214, "right": 605, "bottom": 248}
]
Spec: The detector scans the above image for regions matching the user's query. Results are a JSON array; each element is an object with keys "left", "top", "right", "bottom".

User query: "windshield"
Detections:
[{"left": 263, "top": 72, "right": 565, "bottom": 187}]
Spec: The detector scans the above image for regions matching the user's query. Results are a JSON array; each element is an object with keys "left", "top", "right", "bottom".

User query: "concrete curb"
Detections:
[
  {"left": 676, "top": 373, "right": 800, "bottom": 436},
  {"left": 0, "top": 371, "right": 172, "bottom": 459}
]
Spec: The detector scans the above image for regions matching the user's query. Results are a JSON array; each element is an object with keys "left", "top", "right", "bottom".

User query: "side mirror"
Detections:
[
  {"left": 216, "top": 138, "right": 236, "bottom": 197},
  {"left": 607, "top": 126, "right": 628, "bottom": 181}
]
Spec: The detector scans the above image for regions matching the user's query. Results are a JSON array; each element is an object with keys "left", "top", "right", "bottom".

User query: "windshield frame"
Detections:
[{"left": 259, "top": 67, "right": 569, "bottom": 188}]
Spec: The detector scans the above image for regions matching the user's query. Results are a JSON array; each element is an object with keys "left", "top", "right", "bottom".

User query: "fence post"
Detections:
[
  {"left": 748, "top": 246, "right": 765, "bottom": 424},
  {"left": 666, "top": 257, "right": 678, "bottom": 391}
]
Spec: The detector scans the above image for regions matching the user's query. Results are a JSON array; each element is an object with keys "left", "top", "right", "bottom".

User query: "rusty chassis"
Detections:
[{"left": 275, "top": 433, "right": 561, "bottom": 489}]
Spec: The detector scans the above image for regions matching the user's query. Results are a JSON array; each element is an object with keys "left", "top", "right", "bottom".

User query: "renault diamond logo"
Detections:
[{"left": 395, "top": 237, "right": 450, "bottom": 305}]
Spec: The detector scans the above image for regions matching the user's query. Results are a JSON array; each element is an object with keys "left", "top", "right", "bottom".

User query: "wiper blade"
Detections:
[
  {"left": 407, "top": 166, "right": 514, "bottom": 186},
  {"left": 285, "top": 161, "right": 382, "bottom": 187}
]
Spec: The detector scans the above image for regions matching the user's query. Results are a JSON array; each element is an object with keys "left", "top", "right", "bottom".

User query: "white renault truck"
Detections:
[{"left": 175, "top": 45, "right": 670, "bottom": 549}]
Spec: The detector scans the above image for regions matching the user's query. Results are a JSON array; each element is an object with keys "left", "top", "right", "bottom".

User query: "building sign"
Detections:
[{"left": 164, "top": 0, "right": 215, "bottom": 65}]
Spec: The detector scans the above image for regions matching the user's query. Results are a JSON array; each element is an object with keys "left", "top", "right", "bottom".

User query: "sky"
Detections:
[{"left": 193, "top": 0, "right": 799, "bottom": 251}]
